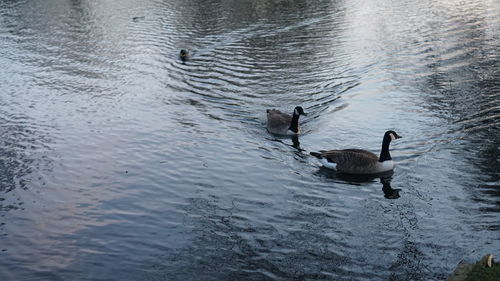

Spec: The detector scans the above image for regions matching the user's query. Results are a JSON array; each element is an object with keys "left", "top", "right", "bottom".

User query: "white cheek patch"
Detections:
[
  {"left": 294, "top": 109, "right": 299, "bottom": 115},
  {"left": 390, "top": 133, "right": 396, "bottom": 140}
]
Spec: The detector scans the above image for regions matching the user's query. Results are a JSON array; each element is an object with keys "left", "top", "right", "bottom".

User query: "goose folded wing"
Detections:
[
  {"left": 267, "top": 111, "right": 291, "bottom": 126},
  {"left": 319, "top": 149, "right": 378, "bottom": 167}
]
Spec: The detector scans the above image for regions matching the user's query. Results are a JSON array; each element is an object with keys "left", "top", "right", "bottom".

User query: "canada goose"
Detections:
[
  {"left": 310, "top": 130, "right": 402, "bottom": 174},
  {"left": 180, "top": 49, "right": 189, "bottom": 61},
  {"left": 266, "top": 106, "right": 306, "bottom": 135}
]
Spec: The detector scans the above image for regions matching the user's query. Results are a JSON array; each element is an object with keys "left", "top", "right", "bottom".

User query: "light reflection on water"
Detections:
[{"left": 0, "top": 0, "right": 499, "bottom": 280}]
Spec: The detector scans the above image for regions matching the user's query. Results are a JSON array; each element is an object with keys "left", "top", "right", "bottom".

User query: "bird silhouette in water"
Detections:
[
  {"left": 380, "top": 176, "right": 400, "bottom": 199},
  {"left": 179, "top": 49, "right": 189, "bottom": 61}
]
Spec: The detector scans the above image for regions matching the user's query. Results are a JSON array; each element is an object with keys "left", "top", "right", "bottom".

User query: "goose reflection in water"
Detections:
[
  {"left": 269, "top": 135, "right": 305, "bottom": 153},
  {"left": 380, "top": 175, "right": 400, "bottom": 199},
  {"left": 318, "top": 169, "right": 401, "bottom": 199},
  {"left": 291, "top": 135, "right": 304, "bottom": 152}
]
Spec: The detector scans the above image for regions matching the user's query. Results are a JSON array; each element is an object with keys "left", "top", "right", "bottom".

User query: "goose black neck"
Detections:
[
  {"left": 379, "top": 137, "right": 392, "bottom": 162},
  {"left": 288, "top": 114, "right": 300, "bottom": 133}
]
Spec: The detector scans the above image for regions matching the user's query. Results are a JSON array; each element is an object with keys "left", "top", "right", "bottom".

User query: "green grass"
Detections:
[{"left": 463, "top": 263, "right": 500, "bottom": 281}]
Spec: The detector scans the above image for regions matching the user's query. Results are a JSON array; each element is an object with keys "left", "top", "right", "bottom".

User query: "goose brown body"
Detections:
[
  {"left": 312, "top": 149, "right": 382, "bottom": 174},
  {"left": 266, "top": 106, "right": 306, "bottom": 135},
  {"left": 266, "top": 109, "right": 293, "bottom": 135}
]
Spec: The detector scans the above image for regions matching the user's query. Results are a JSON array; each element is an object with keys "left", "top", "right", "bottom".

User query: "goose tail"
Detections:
[{"left": 310, "top": 151, "right": 322, "bottom": 158}]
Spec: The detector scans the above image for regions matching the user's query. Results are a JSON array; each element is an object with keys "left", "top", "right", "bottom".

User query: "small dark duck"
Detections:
[{"left": 179, "top": 49, "right": 189, "bottom": 61}]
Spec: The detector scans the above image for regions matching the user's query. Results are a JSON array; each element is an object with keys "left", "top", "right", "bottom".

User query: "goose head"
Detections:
[
  {"left": 384, "top": 130, "right": 402, "bottom": 142},
  {"left": 293, "top": 106, "right": 307, "bottom": 116}
]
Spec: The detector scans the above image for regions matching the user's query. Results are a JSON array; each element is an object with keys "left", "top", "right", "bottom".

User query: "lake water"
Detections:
[{"left": 0, "top": 0, "right": 499, "bottom": 280}]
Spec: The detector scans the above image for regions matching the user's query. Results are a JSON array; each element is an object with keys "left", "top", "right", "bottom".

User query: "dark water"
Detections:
[{"left": 0, "top": 0, "right": 499, "bottom": 280}]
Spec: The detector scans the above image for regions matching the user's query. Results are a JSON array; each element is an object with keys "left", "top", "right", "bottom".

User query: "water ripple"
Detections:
[{"left": 1, "top": 0, "right": 499, "bottom": 280}]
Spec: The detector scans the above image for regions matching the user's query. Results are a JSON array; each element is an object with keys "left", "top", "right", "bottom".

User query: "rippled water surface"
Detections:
[{"left": 0, "top": 0, "right": 499, "bottom": 280}]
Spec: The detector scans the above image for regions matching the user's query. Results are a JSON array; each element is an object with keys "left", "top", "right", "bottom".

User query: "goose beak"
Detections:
[
  {"left": 302, "top": 112, "right": 307, "bottom": 116},
  {"left": 396, "top": 134, "right": 402, "bottom": 139}
]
